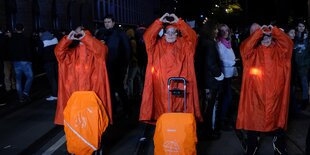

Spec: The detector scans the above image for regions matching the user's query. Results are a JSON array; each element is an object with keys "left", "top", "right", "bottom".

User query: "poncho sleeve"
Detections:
[
  {"left": 240, "top": 29, "right": 263, "bottom": 60},
  {"left": 143, "top": 19, "right": 162, "bottom": 54},
  {"left": 54, "top": 35, "right": 73, "bottom": 63},
  {"left": 175, "top": 19, "right": 197, "bottom": 54},
  {"left": 272, "top": 27, "right": 293, "bottom": 60},
  {"left": 80, "top": 30, "right": 108, "bottom": 60}
]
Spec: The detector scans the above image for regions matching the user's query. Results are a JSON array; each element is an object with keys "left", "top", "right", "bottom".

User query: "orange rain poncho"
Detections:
[
  {"left": 139, "top": 19, "right": 203, "bottom": 123},
  {"left": 236, "top": 27, "right": 293, "bottom": 131},
  {"left": 54, "top": 31, "right": 112, "bottom": 125}
]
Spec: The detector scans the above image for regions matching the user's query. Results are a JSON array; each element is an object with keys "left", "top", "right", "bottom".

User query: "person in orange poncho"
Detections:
[
  {"left": 236, "top": 24, "right": 293, "bottom": 155},
  {"left": 54, "top": 26, "right": 112, "bottom": 125},
  {"left": 139, "top": 13, "right": 203, "bottom": 123}
]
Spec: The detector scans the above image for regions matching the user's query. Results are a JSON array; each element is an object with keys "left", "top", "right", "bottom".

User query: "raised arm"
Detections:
[
  {"left": 80, "top": 30, "right": 108, "bottom": 60},
  {"left": 240, "top": 29, "right": 263, "bottom": 59},
  {"left": 272, "top": 26, "right": 293, "bottom": 59},
  {"left": 143, "top": 19, "right": 162, "bottom": 52},
  {"left": 54, "top": 31, "right": 73, "bottom": 63},
  {"left": 175, "top": 18, "right": 197, "bottom": 47}
]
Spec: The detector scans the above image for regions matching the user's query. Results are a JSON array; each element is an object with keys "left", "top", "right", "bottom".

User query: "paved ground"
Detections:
[
  {"left": 0, "top": 75, "right": 309, "bottom": 155},
  {"left": 106, "top": 77, "right": 310, "bottom": 155}
]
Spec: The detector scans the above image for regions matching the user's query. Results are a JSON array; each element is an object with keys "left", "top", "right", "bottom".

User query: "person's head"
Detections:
[
  {"left": 250, "top": 23, "right": 260, "bottom": 34},
  {"left": 136, "top": 26, "right": 146, "bottom": 39},
  {"left": 164, "top": 25, "right": 178, "bottom": 43},
  {"left": 126, "top": 28, "right": 135, "bottom": 38},
  {"left": 286, "top": 28, "right": 295, "bottom": 39},
  {"left": 218, "top": 24, "right": 230, "bottom": 39},
  {"left": 15, "top": 23, "right": 24, "bottom": 33},
  {"left": 297, "top": 22, "right": 306, "bottom": 33},
  {"left": 38, "top": 27, "right": 46, "bottom": 37},
  {"left": 103, "top": 15, "right": 115, "bottom": 30},
  {"left": 199, "top": 19, "right": 219, "bottom": 40},
  {"left": 75, "top": 26, "right": 84, "bottom": 33},
  {"left": 261, "top": 33, "right": 272, "bottom": 47}
]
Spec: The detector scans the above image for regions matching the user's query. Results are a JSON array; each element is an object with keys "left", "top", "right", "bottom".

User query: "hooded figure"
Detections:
[
  {"left": 54, "top": 27, "right": 112, "bottom": 125},
  {"left": 139, "top": 13, "right": 203, "bottom": 123}
]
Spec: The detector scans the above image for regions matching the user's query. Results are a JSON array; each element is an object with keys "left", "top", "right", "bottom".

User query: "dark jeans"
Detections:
[
  {"left": 299, "top": 74, "right": 309, "bottom": 100},
  {"left": 13, "top": 61, "right": 33, "bottom": 99},
  {"left": 220, "top": 78, "right": 233, "bottom": 122},
  {"left": 44, "top": 62, "right": 58, "bottom": 97},
  {"left": 296, "top": 72, "right": 309, "bottom": 109},
  {"left": 289, "top": 85, "right": 301, "bottom": 114}
]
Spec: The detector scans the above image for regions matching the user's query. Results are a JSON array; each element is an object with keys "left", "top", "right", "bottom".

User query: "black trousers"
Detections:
[
  {"left": 246, "top": 129, "right": 287, "bottom": 155},
  {"left": 44, "top": 62, "right": 58, "bottom": 97},
  {"left": 202, "top": 89, "right": 221, "bottom": 137}
]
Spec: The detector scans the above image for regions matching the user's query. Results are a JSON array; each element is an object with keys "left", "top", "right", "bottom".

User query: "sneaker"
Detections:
[
  {"left": 19, "top": 98, "right": 26, "bottom": 103},
  {"left": 46, "top": 96, "right": 58, "bottom": 101},
  {"left": 19, "top": 96, "right": 28, "bottom": 103},
  {"left": 22, "top": 94, "right": 31, "bottom": 103}
]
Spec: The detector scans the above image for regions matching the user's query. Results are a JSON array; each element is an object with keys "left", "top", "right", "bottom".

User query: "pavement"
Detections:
[
  {"left": 106, "top": 77, "right": 310, "bottom": 155},
  {"left": 0, "top": 75, "right": 309, "bottom": 155}
]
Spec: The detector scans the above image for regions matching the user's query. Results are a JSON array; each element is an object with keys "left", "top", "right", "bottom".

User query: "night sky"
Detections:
[{"left": 160, "top": 0, "right": 308, "bottom": 27}]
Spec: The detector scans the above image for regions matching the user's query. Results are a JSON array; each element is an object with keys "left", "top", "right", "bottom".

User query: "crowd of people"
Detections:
[{"left": 0, "top": 13, "right": 310, "bottom": 154}]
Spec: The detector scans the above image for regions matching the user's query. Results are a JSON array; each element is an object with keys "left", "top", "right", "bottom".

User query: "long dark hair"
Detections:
[{"left": 198, "top": 20, "right": 218, "bottom": 40}]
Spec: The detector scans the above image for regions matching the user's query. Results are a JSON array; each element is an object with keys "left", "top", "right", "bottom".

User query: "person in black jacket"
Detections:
[
  {"left": 38, "top": 29, "right": 58, "bottom": 101},
  {"left": 8, "top": 23, "right": 33, "bottom": 103},
  {"left": 95, "top": 15, "right": 131, "bottom": 119},
  {"left": 195, "top": 20, "right": 224, "bottom": 140}
]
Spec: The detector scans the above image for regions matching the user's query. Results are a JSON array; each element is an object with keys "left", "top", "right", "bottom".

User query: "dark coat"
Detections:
[
  {"left": 293, "top": 32, "right": 310, "bottom": 76},
  {"left": 8, "top": 33, "right": 32, "bottom": 61},
  {"left": 96, "top": 28, "right": 131, "bottom": 69},
  {"left": 195, "top": 36, "right": 222, "bottom": 90},
  {"left": 96, "top": 28, "right": 131, "bottom": 87}
]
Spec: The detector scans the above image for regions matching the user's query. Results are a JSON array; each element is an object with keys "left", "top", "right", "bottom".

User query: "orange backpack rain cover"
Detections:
[
  {"left": 154, "top": 113, "right": 197, "bottom": 155},
  {"left": 64, "top": 91, "right": 109, "bottom": 155}
]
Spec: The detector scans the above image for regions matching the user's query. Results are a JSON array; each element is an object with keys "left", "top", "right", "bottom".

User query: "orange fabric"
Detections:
[
  {"left": 236, "top": 27, "right": 293, "bottom": 131},
  {"left": 154, "top": 113, "right": 197, "bottom": 155},
  {"left": 64, "top": 91, "right": 109, "bottom": 155},
  {"left": 139, "top": 19, "right": 203, "bottom": 123},
  {"left": 54, "top": 31, "right": 112, "bottom": 125}
]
